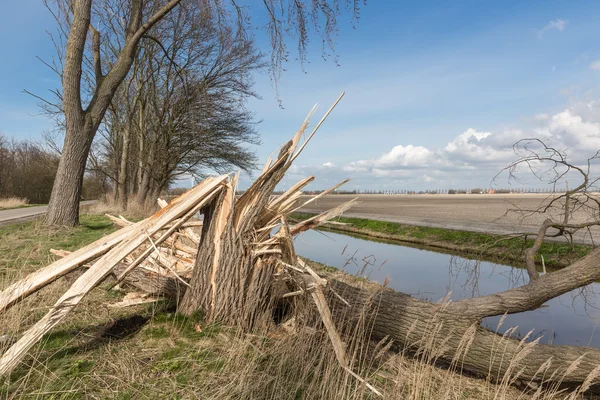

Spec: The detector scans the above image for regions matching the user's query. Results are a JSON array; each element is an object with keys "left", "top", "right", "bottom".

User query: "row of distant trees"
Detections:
[
  {"left": 0, "top": 135, "right": 59, "bottom": 204},
  {"left": 303, "top": 188, "right": 561, "bottom": 195},
  {"left": 0, "top": 133, "right": 108, "bottom": 203}
]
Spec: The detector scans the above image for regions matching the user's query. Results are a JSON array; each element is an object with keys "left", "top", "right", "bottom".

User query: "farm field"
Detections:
[{"left": 298, "top": 193, "right": 600, "bottom": 244}]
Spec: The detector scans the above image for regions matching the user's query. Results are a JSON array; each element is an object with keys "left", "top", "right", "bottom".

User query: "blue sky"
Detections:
[{"left": 2, "top": 0, "right": 600, "bottom": 190}]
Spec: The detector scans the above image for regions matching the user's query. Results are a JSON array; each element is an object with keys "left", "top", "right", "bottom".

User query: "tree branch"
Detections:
[
  {"left": 449, "top": 246, "right": 600, "bottom": 319},
  {"left": 62, "top": 0, "right": 92, "bottom": 116},
  {"left": 88, "top": 23, "right": 103, "bottom": 86}
]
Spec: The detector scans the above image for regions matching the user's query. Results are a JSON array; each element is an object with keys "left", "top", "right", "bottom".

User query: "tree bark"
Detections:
[
  {"left": 178, "top": 179, "right": 275, "bottom": 330},
  {"left": 137, "top": 100, "right": 145, "bottom": 197},
  {"left": 45, "top": 118, "right": 95, "bottom": 226},
  {"left": 136, "top": 136, "right": 153, "bottom": 205}
]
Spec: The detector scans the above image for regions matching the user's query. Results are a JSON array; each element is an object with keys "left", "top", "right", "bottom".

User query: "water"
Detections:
[{"left": 294, "top": 229, "right": 600, "bottom": 347}]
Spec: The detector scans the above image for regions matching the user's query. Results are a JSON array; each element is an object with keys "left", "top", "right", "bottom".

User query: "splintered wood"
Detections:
[{"left": 0, "top": 93, "right": 380, "bottom": 395}]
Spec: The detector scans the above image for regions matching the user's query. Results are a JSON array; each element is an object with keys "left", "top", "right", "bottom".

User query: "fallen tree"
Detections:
[{"left": 2, "top": 98, "right": 600, "bottom": 394}]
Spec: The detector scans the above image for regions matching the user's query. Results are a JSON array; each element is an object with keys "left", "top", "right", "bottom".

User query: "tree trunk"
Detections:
[
  {"left": 45, "top": 118, "right": 94, "bottom": 226},
  {"left": 44, "top": 0, "right": 92, "bottom": 227},
  {"left": 149, "top": 184, "right": 161, "bottom": 204},
  {"left": 137, "top": 169, "right": 151, "bottom": 205},
  {"left": 131, "top": 258, "right": 600, "bottom": 386},
  {"left": 179, "top": 176, "right": 277, "bottom": 330},
  {"left": 118, "top": 123, "right": 131, "bottom": 211},
  {"left": 136, "top": 137, "right": 155, "bottom": 205},
  {"left": 136, "top": 101, "right": 145, "bottom": 197},
  {"left": 328, "top": 279, "right": 600, "bottom": 385}
]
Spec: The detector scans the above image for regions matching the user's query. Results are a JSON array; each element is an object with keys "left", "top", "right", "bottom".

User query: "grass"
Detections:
[
  {"left": 291, "top": 212, "right": 591, "bottom": 269},
  {"left": 0, "top": 212, "right": 598, "bottom": 399},
  {"left": 0, "top": 214, "right": 116, "bottom": 272},
  {"left": 87, "top": 198, "right": 159, "bottom": 221}
]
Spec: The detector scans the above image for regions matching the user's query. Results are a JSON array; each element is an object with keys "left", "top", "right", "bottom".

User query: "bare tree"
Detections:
[
  {"left": 42, "top": 0, "right": 182, "bottom": 225},
  {"left": 38, "top": 0, "right": 365, "bottom": 226},
  {"left": 92, "top": 5, "right": 263, "bottom": 209},
  {"left": 495, "top": 139, "right": 600, "bottom": 278}
]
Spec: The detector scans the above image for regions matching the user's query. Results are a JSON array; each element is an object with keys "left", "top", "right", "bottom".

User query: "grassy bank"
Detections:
[
  {"left": 0, "top": 214, "right": 115, "bottom": 273},
  {"left": 291, "top": 213, "right": 591, "bottom": 269},
  {"left": 0, "top": 214, "right": 586, "bottom": 399}
]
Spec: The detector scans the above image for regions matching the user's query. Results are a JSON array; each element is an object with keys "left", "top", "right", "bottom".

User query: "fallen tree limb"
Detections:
[
  {"left": 448, "top": 246, "right": 600, "bottom": 319},
  {"left": 327, "top": 278, "right": 600, "bottom": 386}
]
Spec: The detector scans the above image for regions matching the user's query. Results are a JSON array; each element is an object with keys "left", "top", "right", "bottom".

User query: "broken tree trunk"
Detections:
[
  {"left": 5, "top": 93, "right": 600, "bottom": 392},
  {"left": 179, "top": 96, "right": 349, "bottom": 329}
]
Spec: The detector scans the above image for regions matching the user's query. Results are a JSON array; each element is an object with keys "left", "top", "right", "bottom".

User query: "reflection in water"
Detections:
[{"left": 293, "top": 229, "right": 600, "bottom": 348}]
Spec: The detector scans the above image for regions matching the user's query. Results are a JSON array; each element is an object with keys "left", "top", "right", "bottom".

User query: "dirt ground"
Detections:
[{"left": 298, "top": 194, "right": 600, "bottom": 244}]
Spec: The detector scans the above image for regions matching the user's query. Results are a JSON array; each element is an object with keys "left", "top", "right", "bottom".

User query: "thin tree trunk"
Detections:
[
  {"left": 137, "top": 101, "right": 145, "bottom": 196},
  {"left": 136, "top": 137, "right": 154, "bottom": 204},
  {"left": 137, "top": 170, "right": 151, "bottom": 205},
  {"left": 150, "top": 185, "right": 162, "bottom": 203},
  {"left": 118, "top": 123, "right": 131, "bottom": 210}
]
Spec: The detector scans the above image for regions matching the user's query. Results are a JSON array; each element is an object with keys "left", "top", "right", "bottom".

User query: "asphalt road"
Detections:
[
  {"left": 0, "top": 201, "right": 96, "bottom": 225},
  {"left": 298, "top": 194, "right": 600, "bottom": 244}
]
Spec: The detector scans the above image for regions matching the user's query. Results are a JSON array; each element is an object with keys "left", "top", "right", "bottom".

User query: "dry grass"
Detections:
[
  {"left": 0, "top": 197, "right": 29, "bottom": 210},
  {"left": 87, "top": 198, "right": 158, "bottom": 220},
  {"left": 1, "top": 215, "right": 600, "bottom": 399}
]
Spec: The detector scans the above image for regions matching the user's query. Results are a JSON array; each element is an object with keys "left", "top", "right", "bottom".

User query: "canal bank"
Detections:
[{"left": 291, "top": 212, "right": 591, "bottom": 269}]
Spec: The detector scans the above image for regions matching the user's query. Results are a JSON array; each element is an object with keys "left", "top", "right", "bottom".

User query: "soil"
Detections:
[{"left": 298, "top": 194, "right": 600, "bottom": 244}]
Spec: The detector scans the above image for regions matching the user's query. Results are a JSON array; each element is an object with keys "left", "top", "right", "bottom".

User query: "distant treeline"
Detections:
[
  {"left": 0, "top": 135, "right": 59, "bottom": 204},
  {"left": 0, "top": 134, "right": 106, "bottom": 204},
  {"left": 299, "top": 188, "right": 559, "bottom": 195}
]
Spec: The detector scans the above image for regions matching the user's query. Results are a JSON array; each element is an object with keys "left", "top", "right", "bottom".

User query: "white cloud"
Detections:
[
  {"left": 542, "top": 109, "right": 600, "bottom": 150},
  {"left": 345, "top": 145, "right": 440, "bottom": 175},
  {"left": 537, "top": 19, "right": 568, "bottom": 38},
  {"left": 294, "top": 102, "right": 600, "bottom": 190},
  {"left": 376, "top": 145, "right": 434, "bottom": 168},
  {"left": 590, "top": 60, "right": 600, "bottom": 71}
]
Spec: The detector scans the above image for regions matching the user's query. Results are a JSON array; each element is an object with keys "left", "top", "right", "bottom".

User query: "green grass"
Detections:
[
  {"left": 291, "top": 212, "right": 591, "bottom": 269},
  {"left": 2, "top": 306, "right": 228, "bottom": 399},
  {"left": 12, "top": 305, "right": 228, "bottom": 395},
  {"left": 0, "top": 214, "right": 116, "bottom": 271}
]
